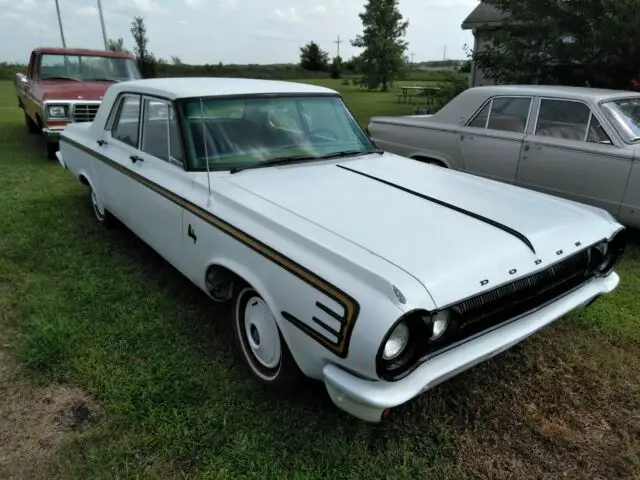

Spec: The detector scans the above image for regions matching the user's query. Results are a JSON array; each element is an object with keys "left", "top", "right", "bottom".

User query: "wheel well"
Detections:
[
  {"left": 35, "top": 114, "right": 43, "bottom": 128},
  {"left": 412, "top": 156, "right": 447, "bottom": 168},
  {"left": 205, "top": 264, "right": 242, "bottom": 303},
  {"left": 78, "top": 174, "right": 90, "bottom": 186}
]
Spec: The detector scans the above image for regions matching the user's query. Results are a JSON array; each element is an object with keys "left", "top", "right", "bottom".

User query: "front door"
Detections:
[
  {"left": 516, "top": 98, "right": 633, "bottom": 216},
  {"left": 457, "top": 96, "right": 533, "bottom": 184},
  {"left": 124, "top": 97, "right": 190, "bottom": 269}
]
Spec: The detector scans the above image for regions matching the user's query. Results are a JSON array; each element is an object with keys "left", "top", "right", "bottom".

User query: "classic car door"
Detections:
[
  {"left": 456, "top": 96, "right": 533, "bottom": 184},
  {"left": 516, "top": 98, "right": 633, "bottom": 216},
  {"left": 124, "top": 97, "right": 189, "bottom": 268},
  {"left": 94, "top": 93, "right": 143, "bottom": 225}
]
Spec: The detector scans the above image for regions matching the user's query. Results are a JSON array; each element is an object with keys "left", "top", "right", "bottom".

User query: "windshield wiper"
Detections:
[
  {"left": 229, "top": 149, "right": 383, "bottom": 174},
  {"left": 41, "top": 75, "right": 81, "bottom": 82},
  {"left": 229, "top": 154, "right": 320, "bottom": 174},
  {"left": 85, "top": 77, "right": 120, "bottom": 83}
]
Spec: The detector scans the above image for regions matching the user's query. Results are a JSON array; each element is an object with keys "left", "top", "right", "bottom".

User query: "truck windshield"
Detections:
[
  {"left": 181, "top": 95, "right": 376, "bottom": 172},
  {"left": 39, "top": 53, "right": 141, "bottom": 82}
]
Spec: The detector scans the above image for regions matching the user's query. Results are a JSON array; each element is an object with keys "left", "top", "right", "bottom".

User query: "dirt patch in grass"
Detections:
[{"left": 0, "top": 344, "right": 100, "bottom": 479}]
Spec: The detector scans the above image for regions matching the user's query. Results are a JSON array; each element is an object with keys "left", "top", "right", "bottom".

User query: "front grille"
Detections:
[
  {"left": 454, "top": 249, "right": 590, "bottom": 335},
  {"left": 72, "top": 103, "right": 100, "bottom": 123}
]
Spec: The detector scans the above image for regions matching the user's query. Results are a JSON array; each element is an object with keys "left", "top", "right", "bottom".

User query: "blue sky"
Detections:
[{"left": 0, "top": 0, "right": 477, "bottom": 64}]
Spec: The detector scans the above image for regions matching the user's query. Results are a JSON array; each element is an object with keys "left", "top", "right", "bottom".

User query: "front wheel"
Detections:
[
  {"left": 25, "top": 113, "right": 39, "bottom": 134},
  {"left": 233, "top": 285, "right": 303, "bottom": 394}
]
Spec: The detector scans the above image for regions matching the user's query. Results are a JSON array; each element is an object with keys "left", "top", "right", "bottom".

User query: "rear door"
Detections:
[
  {"left": 516, "top": 98, "right": 633, "bottom": 215},
  {"left": 457, "top": 96, "right": 532, "bottom": 184}
]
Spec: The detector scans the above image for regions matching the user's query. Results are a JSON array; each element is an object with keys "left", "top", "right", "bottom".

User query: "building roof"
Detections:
[
  {"left": 35, "top": 47, "right": 133, "bottom": 59},
  {"left": 109, "top": 77, "right": 339, "bottom": 100},
  {"left": 461, "top": 2, "right": 509, "bottom": 29}
]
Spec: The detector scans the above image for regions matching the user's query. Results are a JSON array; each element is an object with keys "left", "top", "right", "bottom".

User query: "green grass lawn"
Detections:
[{"left": 0, "top": 79, "right": 638, "bottom": 479}]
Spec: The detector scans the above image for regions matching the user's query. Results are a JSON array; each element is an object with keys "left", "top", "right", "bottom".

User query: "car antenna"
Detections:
[{"left": 199, "top": 98, "right": 212, "bottom": 203}]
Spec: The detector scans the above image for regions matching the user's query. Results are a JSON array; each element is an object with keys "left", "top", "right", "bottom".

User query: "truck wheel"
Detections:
[
  {"left": 24, "top": 113, "right": 39, "bottom": 134},
  {"left": 233, "top": 284, "right": 303, "bottom": 394},
  {"left": 46, "top": 141, "right": 59, "bottom": 160}
]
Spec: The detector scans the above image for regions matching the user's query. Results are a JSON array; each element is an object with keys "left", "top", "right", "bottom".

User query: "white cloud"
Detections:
[
  {"left": 184, "top": 0, "right": 206, "bottom": 9},
  {"left": 311, "top": 5, "right": 326, "bottom": 15},
  {"left": 269, "top": 7, "right": 304, "bottom": 24},
  {"left": 131, "top": 0, "right": 161, "bottom": 13},
  {"left": 221, "top": 0, "right": 237, "bottom": 8},
  {"left": 76, "top": 5, "right": 99, "bottom": 17}
]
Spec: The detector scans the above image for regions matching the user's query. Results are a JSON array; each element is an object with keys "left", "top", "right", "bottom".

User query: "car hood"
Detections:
[
  {"left": 224, "top": 153, "right": 619, "bottom": 307},
  {"left": 40, "top": 81, "right": 113, "bottom": 101}
]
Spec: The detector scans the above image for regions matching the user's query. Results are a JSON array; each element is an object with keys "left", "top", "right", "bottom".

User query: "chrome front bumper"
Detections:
[
  {"left": 42, "top": 127, "right": 63, "bottom": 140},
  {"left": 322, "top": 273, "right": 620, "bottom": 422}
]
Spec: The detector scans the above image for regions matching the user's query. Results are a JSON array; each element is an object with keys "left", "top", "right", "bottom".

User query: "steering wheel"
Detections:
[{"left": 309, "top": 128, "right": 339, "bottom": 142}]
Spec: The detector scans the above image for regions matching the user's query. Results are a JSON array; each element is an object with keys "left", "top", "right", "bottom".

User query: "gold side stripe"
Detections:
[{"left": 60, "top": 136, "right": 360, "bottom": 358}]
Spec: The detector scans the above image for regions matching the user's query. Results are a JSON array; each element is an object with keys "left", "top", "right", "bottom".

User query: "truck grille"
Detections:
[{"left": 72, "top": 104, "right": 100, "bottom": 123}]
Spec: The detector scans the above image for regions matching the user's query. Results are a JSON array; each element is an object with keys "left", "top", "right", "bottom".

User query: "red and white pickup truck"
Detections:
[{"left": 14, "top": 47, "right": 141, "bottom": 158}]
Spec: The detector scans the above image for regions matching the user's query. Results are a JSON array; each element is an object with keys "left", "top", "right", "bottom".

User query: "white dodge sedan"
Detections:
[{"left": 57, "top": 78, "right": 626, "bottom": 422}]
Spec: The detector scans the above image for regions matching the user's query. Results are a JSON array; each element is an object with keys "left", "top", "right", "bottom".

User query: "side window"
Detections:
[
  {"left": 587, "top": 116, "right": 613, "bottom": 145},
  {"left": 535, "top": 99, "right": 591, "bottom": 141},
  {"left": 111, "top": 95, "right": 141, "bottom": 147},
  {"left": 486, "top": 97, "right": 531, "bottom": 133},
  {"left": 468, "top": 102, "right": 491, "bottom": 128},
  {"left": 141, "top": 98, "right": 183, "bottom": 166}
]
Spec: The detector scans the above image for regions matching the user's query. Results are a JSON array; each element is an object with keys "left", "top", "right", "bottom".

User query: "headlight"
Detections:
[
  {"left": 47, "top": 105, "right": 68, "bottom": 118},
  {"left": 588, "top": 229, "right": 627, "bottom": 276},
  {"left": 429, "top": 310, "right": 451, "bottom": 341},
  {"left": 382, "top": 323, "right": 410, "bottom": 360}
]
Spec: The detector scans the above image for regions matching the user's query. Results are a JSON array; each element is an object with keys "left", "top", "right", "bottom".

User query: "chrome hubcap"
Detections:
[{"left": 243, "top": 296, "right": 281, "bottom": 369}]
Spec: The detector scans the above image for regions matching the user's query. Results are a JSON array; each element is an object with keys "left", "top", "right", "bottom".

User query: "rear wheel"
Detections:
[
  {"left": 414, "top": 157, "right": 446, "bottom": 168},
  {"left": 89, "top": 185, "right": 114, "bottom": 227},
  {"left": 232, "top": 284, "right": 303, "bottom": 394},
  {"left": 24, "top": 113, "right": 39, "bottom": 134}
]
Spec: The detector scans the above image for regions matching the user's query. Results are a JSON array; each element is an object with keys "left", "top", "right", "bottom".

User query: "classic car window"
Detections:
[
  {"left": 141, "top": 99, "right": 183, "bottom": 166},
  {"left": 586, "top": 116, "right": 612, "bottom": 144},
  {"left": 535, "top": 99, "right": 591, "bottom": 141},
  {"left": 486, "top": 97, "right": 531, "bottom": 133},
  {"left": 468, "top": 102, "right": 491, "bottom": 128},
  {"left": 601, "top": 97, "right": 640, "bottom": 143},
  {"left": 181, "top": 95, "right": 375, "bottom": 171},
  {"left": 111, "top": 96, "right": 141, "bottom": 148}
]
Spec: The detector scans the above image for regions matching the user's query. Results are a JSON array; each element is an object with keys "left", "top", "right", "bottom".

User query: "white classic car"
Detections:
[{"left": 57, "top": 78, "right": 626, "bottom": 422}]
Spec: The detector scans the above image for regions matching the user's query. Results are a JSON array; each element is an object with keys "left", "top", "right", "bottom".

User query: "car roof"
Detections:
[
  {"left": 108, "top": 77, "right": 339, "bottom": 100},
  {"left": 35, "top": 47, "right": 133, "bottom": 59},
  {"left": 469, "top": 84, "right": 640, "bottom": 102}
]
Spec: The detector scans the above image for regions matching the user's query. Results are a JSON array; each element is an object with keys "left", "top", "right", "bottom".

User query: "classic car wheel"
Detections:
[
  {"left": 90, "top": 186, "right": 114, "bottom": 227},
  {"left": 233, "top": 285, "right": 302, "bottom": 393},
  {"left": 24, "top": 113, "right": 39, "bottom": 134}
]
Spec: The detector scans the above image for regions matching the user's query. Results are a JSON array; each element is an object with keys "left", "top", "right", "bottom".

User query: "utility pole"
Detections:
[
  {"left": 410, "top": 52, "right": 415, "bottom": 65},
  {"left": 97, "top": 0, "right": 108, "bottom": 50},
  {"left": 333, "top": 35, "right": 343, "bottom": 58},
  {"left": 443, "top": 45, "right": 447, "bottom": 61},
  {"left": 54, "top": 0, "right": 67, "bottom": 48}
]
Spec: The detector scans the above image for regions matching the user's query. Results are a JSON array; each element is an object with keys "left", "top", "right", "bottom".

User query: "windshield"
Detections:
[
  {"left": 181, "top": 95, "right": 376, "bottom": 171},
  {"left": 39, "top": 53, "right": 141, "bottom": 82},
  {"left": 601, "top": 97, "right": 640, "bottom": 142}
]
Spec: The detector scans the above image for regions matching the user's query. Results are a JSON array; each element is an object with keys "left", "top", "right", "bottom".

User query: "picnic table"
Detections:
[{"left": 397, "top": 85, "right": 442, "bottom": 104}]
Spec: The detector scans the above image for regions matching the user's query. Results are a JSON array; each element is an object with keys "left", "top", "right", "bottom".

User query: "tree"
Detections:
[
  {"left": 330, "top": 56, "right": 343, "bottom": 79},
  {"left": 474, "top": 0, "right": 640, "bottom": 89},
  {"left": 299, "top": 41, "right": 330, "bottom": 72},
  {"left": 130, "top": 16, "right": 155, "bottom": 78},
  {"left": 107, "top": 37, "right": 127, "bottom": 53},
  {"left": 351, "top": 0, "right": 409, "bottom": 91},
  {"left": 170, "top": 56, "right": 183, "bottom": 65}
]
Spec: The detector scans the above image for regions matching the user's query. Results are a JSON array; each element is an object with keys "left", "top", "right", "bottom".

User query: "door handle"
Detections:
[
  {"left": 523, "top": 145, "right": 530, "bottom": 151},
  {"left": 130, "top": 155, "right": 144, "bottom": 163},
  {"left": 97, "top": 140, "right": 107, "bottom": 147}
]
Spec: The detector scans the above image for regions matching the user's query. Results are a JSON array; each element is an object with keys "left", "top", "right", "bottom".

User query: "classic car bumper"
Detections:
[
  {"left": 55, "top": 151, "right": 67, "bottom": 169},
  {"left": 322, "top": 273, "right": 620, "bottom": 422}
]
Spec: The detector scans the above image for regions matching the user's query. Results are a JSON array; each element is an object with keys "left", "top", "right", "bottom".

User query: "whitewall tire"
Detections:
[
  {"left": 233, "top": 285, "right": 302, "bottom": 393},
  {"left": 89, "top": 186, "right": 114, "bottom": 227}
]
